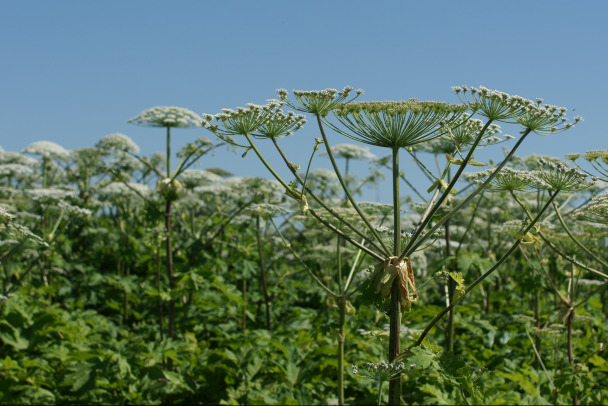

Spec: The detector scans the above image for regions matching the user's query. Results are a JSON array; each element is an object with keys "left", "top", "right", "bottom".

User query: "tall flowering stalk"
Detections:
[
  {"left": 128, "top": 106, "right": 216, "bottom": 370},
  {"left": 203, "top": 86, "right": 581, "bottom": 405},
  {"left": 327, "top": 98, "right": 467, "bottom": 404}
]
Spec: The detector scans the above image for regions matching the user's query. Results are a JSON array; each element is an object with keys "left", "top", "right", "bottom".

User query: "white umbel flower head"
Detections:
[
  {"left": 575, "top": 192, "right": 608, "bottom": 224},
  {"left": 26, "top": 187, "right": 78, "bottom": 202},
  {"left": 0, "top": 206, "right": 15, "bottom": 226},
  {"left": 100, "top": 182, "right": 151, "bottom": 198},
  {"left": 97, "top": 133, "right": 140, "bottom": 154},
  {"left": 535, "top": 158, "right": 596, "bottom": 192},
  {"left": 277, "top": 86, "right": 364, "bottom": 116},
  {"left": 202, "top": 99, "right": 306, "bottom": 141},
  {"left": 0, "top": 151, "right": 38, "bottom": 166},
  {"left": 179, "top": 169, "right": 223, "bottom": 189},
  {"left": 453, "top": 85, "right": 581, "bottom": 134},
  {"left": 128, "top": 106, "right": 202, "bottom": 128},
  {"left": 23, "top": 141, "right": 69, "bottom": 158},
  {"left": 0, "top": 163, "right": 34, "bottom": 176},
  {"left": 247, "top": 203, "right": 288, "bottom": 219},
  {"left": 323, "top": 143, "right": 376, "bottom": 160},
  {"left": 583, "top": 150, "right": 608, "bottom": 163},
  {"left": 466, "top": 167, "right": 544, "bottom": 192}
]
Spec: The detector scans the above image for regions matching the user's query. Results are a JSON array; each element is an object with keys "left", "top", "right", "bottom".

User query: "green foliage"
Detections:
[{"left": 1, "top": 92, "right": 607, "bottom": 406}]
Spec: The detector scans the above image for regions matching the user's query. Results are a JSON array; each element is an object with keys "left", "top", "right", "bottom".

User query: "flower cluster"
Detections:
[
  {"left": 535, "top": 158, "right": 595, "bottom": 192},
  {"left": 424, "top": 113, "right": 510, "bottom": 154},
  {"left": 331, "top": 100, "right": 467, "bottom": 149},
  {"left": 0, "top": 206, "right": 15, "bottom": 226},
  {"left": 247, "top": 203, "right": 288, "bottom": 219},
  {"left": 178, "top": 169, "right": 223, "bottom": 189},
  {"left": 467, "top": 167, "right": 542, "bottom": 192},
  {"left": 23, "top": 141, "right": 69, "bottom": 159},
  {"left": 352, "top": 360, "right": 415, "bottom": 382},
  {"left": 277, "top": 86, "right": 364, "bottom": 116},
  {"left": 566, "top": 150, "right": 608, "bottom": 182},
  {"left": 97, "top": 133, "right": 140, "bottom": 154},
  {"left": 358, "top": 202, "right": 395, "bottom": 217},
  {"left": 575, "top": 192, "right": 608, "bottom": 224},
  {"left": 100, "top": 182, "right": 151, "bottom": 199},
  {"left": 26, "top": 187, "right": 78, "bottom": 202},
  {"left": 0, "top": 163, "right": 34, "bottom": 176},
  {"left": 202, "top": 100, "right": 306, "bottom": 140},
  {"left": 127, "top": 106, "right": 202, "bottom": 128},
  {"left": 582, "top": 150, "right": 608, "bottom": 163},
  {"left": 323, "top": 143, "right": 376, "bottom": 160},
  {"left": 306, "top": 169, "right": 341, "bottom": 196},
  {"left": 0, "top": 151, "right": 37, "bottom": 166},
  {"left": 452, "top": 85, "right": 582, "bottom": 134}
]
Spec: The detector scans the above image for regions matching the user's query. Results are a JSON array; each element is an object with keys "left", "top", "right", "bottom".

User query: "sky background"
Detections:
[{"left": 1, "top": 1, "right": 606, "bottom": 203}]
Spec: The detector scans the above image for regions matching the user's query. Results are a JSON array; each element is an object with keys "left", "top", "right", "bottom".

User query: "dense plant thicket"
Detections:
[{"left": 1, "top": 86, "right": 607, "bottom": 405}]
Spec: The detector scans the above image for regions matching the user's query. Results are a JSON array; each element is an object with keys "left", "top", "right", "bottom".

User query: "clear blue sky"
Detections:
[{"left": 2, "top": 1, "right": 606, "bottom": 202}]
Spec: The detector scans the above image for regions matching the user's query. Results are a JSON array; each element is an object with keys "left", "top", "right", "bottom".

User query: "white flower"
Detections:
[
  {"left": 0, "top": 206, "right": 15, "bottom": 225},
  {"left": 575, "top": 192, "right": 608, "bottom": 224},
  {"left": 179, "top": 169, "right": 223, "bottom": 188},
  {"left": 100, "top": 182, "right": 151, "bottom": 198},
  {"left": 323, "top": 143, "right": 376, "bottom": 160},
  {"left": 97, "top": 133, "right": 140, "bottom": 154},
  {"left": 466, "top": 167, "right": 544, "bottom": 191},
  {"left": 57, "top": 201, "right": 92, "bottom": 217},
  {"left": 0, "top": 151, "right": 38, "bottom": 166},
  {"left": 23, "top": 141, "right": 69, "bottom": 158},
  {"left": 0, "top": 163, "right": 34, "bottom": 176},
  {"left": 277, "top": 86, "right": 363, "bottom": 116},
  {"left": 26, "top": 187, "right": 78, "bottom": 202},
  {"left": 128, "top": 106, "right": 202, "bottom": 128}
]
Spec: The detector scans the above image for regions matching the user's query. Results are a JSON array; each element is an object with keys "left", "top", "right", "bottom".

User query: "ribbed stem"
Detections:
[
  {"left": 165, "top": 199, "right": 175, "bottom": 371},
  {"left": 337, "top": 297, "right": 346, "bottom": 405},
  {"left": 166, "top": 126, "right": 171, "bottom": 177},
  {"left": 388, "top": 147, "right": 401, "bottom": 405}
]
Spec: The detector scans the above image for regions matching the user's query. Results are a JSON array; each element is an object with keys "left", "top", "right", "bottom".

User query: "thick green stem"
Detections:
[
  {"left": 156, "top": 248, "right": 164, "bottom": 342},
  {"left": 388, "top": 147, "right": 401, "bottom": 405},
  {"left": 256, "top": 215, "right": 271, "bottom": 332},
  {"left": 166, "top": 126, "right": 171, "bottom": 177},
  {"left": 165, "top": 199, "right": 175, "bottom": 371},
  {"left": 338, "top": 297, "right": 346, "bottom": 406}
]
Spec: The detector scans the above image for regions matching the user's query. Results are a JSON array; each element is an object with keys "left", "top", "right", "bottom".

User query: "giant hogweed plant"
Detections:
[
  {"left": 123, "top": 106, "right": 226, "bottom": 369},
  {"left": 201, "top": 85, "right": 583, "bottom": 404}
]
